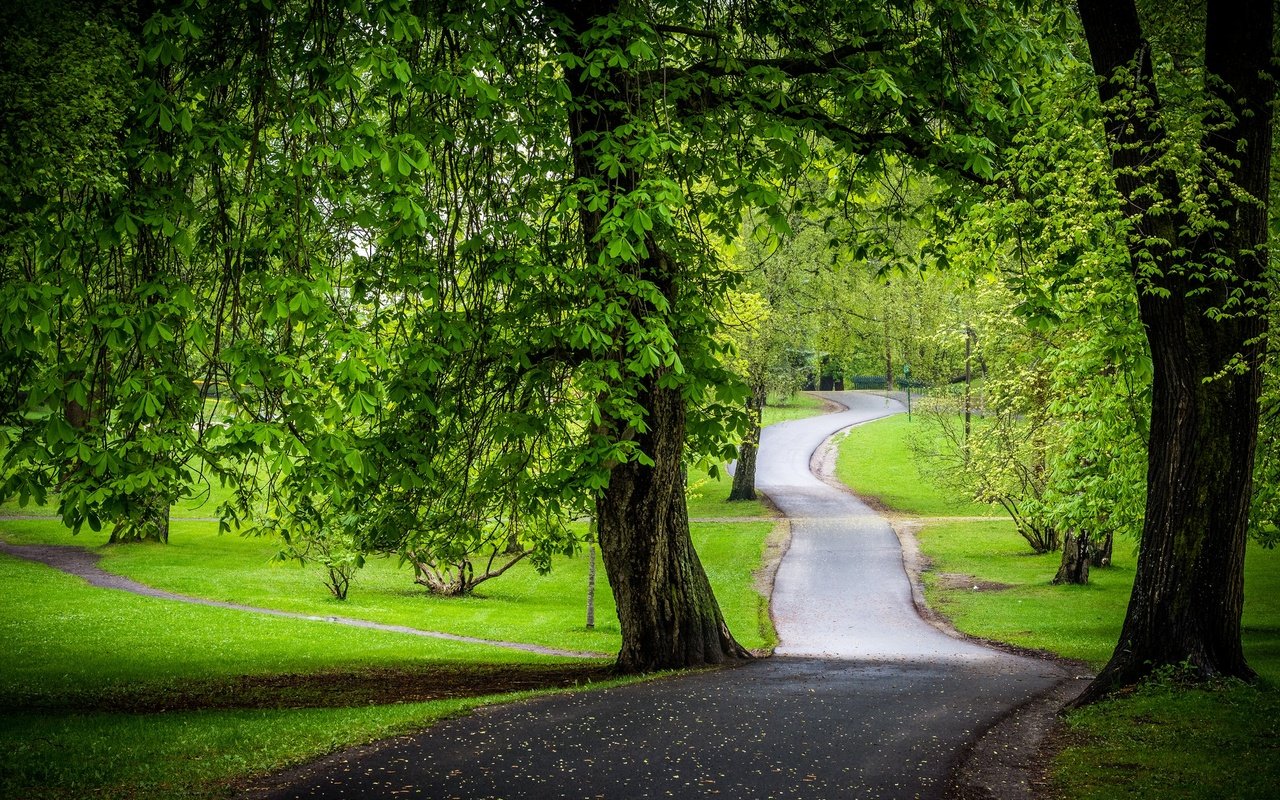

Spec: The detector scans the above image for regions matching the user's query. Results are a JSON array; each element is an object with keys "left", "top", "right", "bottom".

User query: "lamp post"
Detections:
[{"left": 903, "top": 363, "right": 911, "bottom": 419}]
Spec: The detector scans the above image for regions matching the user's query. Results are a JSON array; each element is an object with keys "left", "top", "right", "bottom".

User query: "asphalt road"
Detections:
[{"left": 257, "top": 391, "right": 1062, "bottom": 800}]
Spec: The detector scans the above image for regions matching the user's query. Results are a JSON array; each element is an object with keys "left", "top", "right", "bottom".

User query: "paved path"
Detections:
[
  {"left": 764, "top": 393, "right": 1010, "bottom": 662},
  {"left": 254, "top": 391, "right": 1063, "bottom": 800}
]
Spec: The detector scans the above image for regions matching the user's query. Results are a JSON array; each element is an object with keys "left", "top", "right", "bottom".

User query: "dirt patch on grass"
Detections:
[
  {"left": 5, "top": 663, "right": 619, "bottom": 714},
  {"left": 936, "top": 572, "right": 1016, "bottom": 592}
]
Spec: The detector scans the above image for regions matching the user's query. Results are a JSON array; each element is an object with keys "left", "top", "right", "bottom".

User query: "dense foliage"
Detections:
[{"left": 4, "top": 0, "right": 1270, "bottom": 687}]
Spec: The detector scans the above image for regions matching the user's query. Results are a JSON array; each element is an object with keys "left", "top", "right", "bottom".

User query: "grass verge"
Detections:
[{"left": 835, "top": 415, "right": 1280, "bottom": 799}]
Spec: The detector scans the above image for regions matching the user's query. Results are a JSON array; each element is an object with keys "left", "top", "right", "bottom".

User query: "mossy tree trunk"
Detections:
[
  {"left": 552, "top": 0, "right": 749, "bottom": 672},
  {"left": 1072, "top": 0, "right": 1273, "bottom": 704},
  {"left": 596, "top": 379, "right": 751, "bottom": 670}
]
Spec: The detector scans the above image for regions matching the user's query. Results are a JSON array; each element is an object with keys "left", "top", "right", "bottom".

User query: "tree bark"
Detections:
[
  {"left": 1072, "top": 0, "right": 1274, "bottom": 704},
  {"left": 729, "top": 382, "right": 765, "bottom": 501},
  {"left": 1089, "top": 530, "right": 1113, "bottom": 568},
  {"left": 1052, "top": 531, "right": 1090, "bottom": 585},
  {"left": 551, "top": 0, "right": 750, "bottom": 671},
  {"left": 597, "top": 380, "right": 750, "bottom": 670},
  {"left": 884, "top": 316, "right": 894, "bottom": 390}
]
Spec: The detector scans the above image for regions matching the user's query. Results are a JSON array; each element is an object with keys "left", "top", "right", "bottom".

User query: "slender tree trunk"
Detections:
[
  {"left": 586, "top": 537, "right": 596, "bottom": 630},
  {"left": 884, "top": 314, "right": 894, "bottom": 390},
  {"left": 1072, "top": 0, "right": 1273, "bottom": 704},
  {"left": 963, "top": 326, "right": 972, "bottom": 448},
  {"left": 551, "top": 0, "right": 749, "bottom": 671},
  {"left": 729, "top": 382, "right": 765, "bottom": 501},
  {"left": 1053, "top": 531, "right": 1090, "bottom": 585}
]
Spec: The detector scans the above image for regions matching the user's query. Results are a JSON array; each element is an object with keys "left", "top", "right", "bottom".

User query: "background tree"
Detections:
[
  {"left": 906, "top": 37, "right": 1154, "bottom": 586},
  {"left": 0, "top": 0, "right": 210, "bottom": 543}
]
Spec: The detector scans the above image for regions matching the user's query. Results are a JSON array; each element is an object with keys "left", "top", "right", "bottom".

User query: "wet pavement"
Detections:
[{"left": 254, "top": 391, "right": 1064, "bottom": 800}]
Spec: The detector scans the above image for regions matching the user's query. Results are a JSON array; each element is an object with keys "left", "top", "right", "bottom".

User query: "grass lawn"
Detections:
[
  {"left": 2, "top": 698, "right": 505, "bottom": 800},
  {"left": 0, "top": 553, "right": 568, "bottom": 708},
  {"left": 835, "top": 417, "right": 1280, "bottom": 799},
  {"left": 0, "top": 509, "right": 777, "bottom": 799},
  {"left": 833, "top": 414, "right": 1001, "bottom": 517},
  {"left": 0, "top": 549, "right": 609, "bottom": 800},
  {"left": 761, "top": 391, "right": 830, "bottom": 425},
  {"left": 0, "top": 517, "right": 775, "bottom": 655}
]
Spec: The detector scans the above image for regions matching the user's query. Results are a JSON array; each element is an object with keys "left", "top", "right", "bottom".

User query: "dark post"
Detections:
[
  {"left": 586, "top": 518, "right": 596, "bottom": 630},
  {"left": 903, "top": 363, "right": 911, "bottom": 419},
  {"left": 964, "top": 326, "right": 973, "bottom": 451}
]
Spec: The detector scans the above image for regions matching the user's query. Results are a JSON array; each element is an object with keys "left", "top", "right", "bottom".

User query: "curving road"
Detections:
[
  {"left": 255, "top": 391, "right": 1062, "bottom": 800},
  {"left": 764, "top": 393, "right": 1013, "bottom": 662}
]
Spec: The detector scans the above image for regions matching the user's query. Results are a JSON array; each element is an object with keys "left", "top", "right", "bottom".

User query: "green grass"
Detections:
[
  {"left": 0, "top": 507, "right": 776, "bottom": 799},
  {"left": 914, "top": 520, "right": 1280, "bottom": 675},
  {"left": 1, "top": 699, "right": 488, "bottom": 800},
  {"left": 834, "top": 415, "right": 1280, "bottom": 799},
  {"left": 0, "top": 553, "right": 564, "bottom": 708},
  {"left": 1052, "top": 680, "right": 1280, "bottom": 800},
  {"left": 1046, "top": 541, "right": 1280, "bottom": 799},
  {"left": 761, "top": 391, "right": 829, "bottom": 426},
  {"left": 916, "top": 520, "right": 1134, "bottom": 664},
  {"left": 0, "top": 549, "right": 613, "bottom": 800},
  {"left": 833, "top": 414, "right": 1001, "bottom": 516},
  {"left": 0, "top": 686, "right": 648, "bottom": 800},
  {"left": 0, "top": 517, "right": 774, "bottom": 655}
]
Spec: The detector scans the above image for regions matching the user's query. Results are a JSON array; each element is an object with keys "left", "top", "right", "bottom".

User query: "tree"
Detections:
[
  {"left": 720, "top": 288, "right": 772, "bottom": 503},
  {"left": 2, "top": 0, "right": 1053, "bottom": 672},
  {"left": 1070, "top": 0, "right": 1275, "bottom": 702},
  {"left": 0, "top": 0, "right": 207, "bottom": 543},
  {"left": 547, "top": 0, "right": 754, "bottom": 668}
]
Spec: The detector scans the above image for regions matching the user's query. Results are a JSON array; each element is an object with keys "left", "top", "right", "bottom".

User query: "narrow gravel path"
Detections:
[
  {"left": 248, "top": 391, "right": 1065, "bottom": 800},
  {"left": 0, "top": 540, "right": 605, "bottom": 660}
]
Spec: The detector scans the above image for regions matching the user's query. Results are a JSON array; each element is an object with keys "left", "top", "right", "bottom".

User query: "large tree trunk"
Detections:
[
  {"left": 728, "top": 382, "right": 765, "bottom": 501},
  {"left": 551, "top": 0, "right": 749, "bottom": 671},
  {"left": 1072, "top": 0, "right": 1273, "bottom": 704},
  {"left": 597, "top": 380, "right": 751, "bottom": 671},
  {"left": 1052, "top": 531, "right": 1089, "bottom": 586}
]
